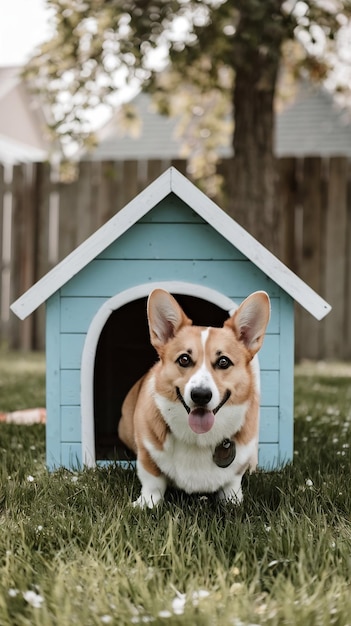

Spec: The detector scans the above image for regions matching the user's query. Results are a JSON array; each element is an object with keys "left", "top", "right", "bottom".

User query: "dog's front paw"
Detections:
[
  {"left": 132, "top": 491, "right": 163, "bottom": 509},
  {"left": 219, "top": 484, "right": 243, "bottom": 505},
  {"left": 134, "top": 463, "right": 167, "bottom": 508}
]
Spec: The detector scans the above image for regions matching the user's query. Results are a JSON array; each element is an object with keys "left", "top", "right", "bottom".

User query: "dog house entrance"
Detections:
[{"left": 93, "top": 294, "right": 231, "bottom": 461}]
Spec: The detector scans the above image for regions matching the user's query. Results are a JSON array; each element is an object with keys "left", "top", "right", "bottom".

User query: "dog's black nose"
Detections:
[{"left": 191, "top": 387, "right": 212, "bottom": 406}]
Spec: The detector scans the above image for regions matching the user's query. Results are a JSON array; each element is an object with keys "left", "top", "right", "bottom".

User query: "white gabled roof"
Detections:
[{"left": 11, "top": 167, "right": 331, "bottom": 321}]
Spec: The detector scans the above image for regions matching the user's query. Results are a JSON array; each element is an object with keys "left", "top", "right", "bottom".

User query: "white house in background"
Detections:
[
  {"left": 0, "top": 66, "right": 51, "bottom": 164},
  {"left": 1, "top": 68, "right": 348, "bottom": 166},
  {"left": 84, "top": 82, "right": 351, "bottom": 161}
]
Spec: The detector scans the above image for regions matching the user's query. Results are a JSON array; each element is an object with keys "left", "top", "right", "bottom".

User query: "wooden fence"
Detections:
[{"left": 1, "top": 157, "right": 350, "bottom": 360}]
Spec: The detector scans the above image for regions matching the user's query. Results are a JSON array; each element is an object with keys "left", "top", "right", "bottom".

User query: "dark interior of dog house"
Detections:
[{"left": 93, "top": 294, "right": 230, "bottom": 460}]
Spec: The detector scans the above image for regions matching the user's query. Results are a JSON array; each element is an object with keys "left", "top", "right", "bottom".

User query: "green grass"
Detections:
[{"left": 1, "top": 351, "right": 351, "bottom": 625}]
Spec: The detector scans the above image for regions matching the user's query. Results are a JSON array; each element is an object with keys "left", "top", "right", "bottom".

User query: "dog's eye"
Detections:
[
  {"left": 215, "top": 356, "right": 233, "bottom": 369},
  {"left": 177, "top": 353, "right": 193, "bottom": 367}
]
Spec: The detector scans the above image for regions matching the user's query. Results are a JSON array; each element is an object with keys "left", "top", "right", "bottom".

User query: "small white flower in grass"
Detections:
[
  {"left": 230, "top": 582, "right": 243, "bottom": 594},
  {"left": 305, "top": 479, "right": 313, "bottom": 488},
  {"left": 101, "top": 616, "right": 112, "bottom": 624},
  {"left": 71, "top": 476, "right": 79, "bottom": 483},
  {"left": 172, "top": 594, "right": 186, "bottom": 615},
  {"left": 23, "top": 590, "right": 44, "bottom": 608},
  {"left": 8, "top": 589, "right": 19, "bottom": 597},
  {"left": 192, "top": 589, "right": 210, "bottom": 606},
  {"left": 36, "top": 525, "right": 43, "bottom": 532},
  {"left": 27, "top": 475, "right": 34, "bottom": 482},
  {"left": 158, "top": 610, "right": 172, "bottom": 618}
]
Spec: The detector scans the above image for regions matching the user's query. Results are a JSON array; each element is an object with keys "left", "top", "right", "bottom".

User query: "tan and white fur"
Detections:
[{"left": 118, "top": 289, "right": 270, "bottom": 508}]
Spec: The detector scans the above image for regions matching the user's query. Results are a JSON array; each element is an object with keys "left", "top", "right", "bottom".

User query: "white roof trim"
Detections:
[{"left": 10, "top": 166, "right": 331, "bottom": 321}]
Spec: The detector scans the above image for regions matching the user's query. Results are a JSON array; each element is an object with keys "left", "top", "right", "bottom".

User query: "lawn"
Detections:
[{"left": 1, "top": 351, "right": 351, "bottom": 625}]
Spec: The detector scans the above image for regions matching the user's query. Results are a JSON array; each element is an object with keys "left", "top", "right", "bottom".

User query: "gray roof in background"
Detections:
[
  {"left": 86, "top": 82, "right": 351, "bottom": 161},
  {"left": 0, "top": 135, "right": 48, "bottom": 163},
  {"left": 275, "top": 82, "right": 351, "bottom": 157},
  {"left": 91, "top": 92, "right": 184, "bottom": 160}
]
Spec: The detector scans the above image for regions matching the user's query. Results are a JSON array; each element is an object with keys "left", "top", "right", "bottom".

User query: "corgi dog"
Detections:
[{"left": 118, "top": 289, "right": 270, "bottom": 508}]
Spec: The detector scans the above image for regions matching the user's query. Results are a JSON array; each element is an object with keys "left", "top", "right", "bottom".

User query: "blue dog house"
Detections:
[{"left": 11, "top": 167, "right": 331, "bottom": 470}]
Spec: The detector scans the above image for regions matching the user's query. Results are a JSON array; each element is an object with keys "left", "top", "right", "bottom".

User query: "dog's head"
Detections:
[{"left": 147, "top": 289, "right": 270, "bottom": 437}]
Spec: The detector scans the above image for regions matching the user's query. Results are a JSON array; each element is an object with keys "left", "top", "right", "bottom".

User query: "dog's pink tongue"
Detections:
[{"left": 188, "top": 408, "right": 215, "bottom": 434}]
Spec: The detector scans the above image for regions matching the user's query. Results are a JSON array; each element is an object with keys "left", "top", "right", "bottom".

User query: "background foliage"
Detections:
[
  {"left": 26, "top": 1, "right": 351, "bottom": 254},
  {"left": 26, "top": 0, "right": 351, "bottom": 153}
]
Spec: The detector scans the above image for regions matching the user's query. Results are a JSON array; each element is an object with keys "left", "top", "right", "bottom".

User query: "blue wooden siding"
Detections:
[
  {"left": 61, "top": 406, "right": 81, "bottom": 440},
  {"left": 46, "top": 292, "right": 63, "bottom": 469},
  {"left": 61, "top": 260, "right": 281, "bottom": 298},
  {"left": 139, "top": 195, "right": 205, "bottom": 222},
  {"left": 277, "top": 292, "right": 294, "bottom": 465},
  {"left": 46, "top": 194, "right": 294, "bottom": 471},
  {"left": 61, "top": 297, "right": 106, "bottom": 332},
  {"left": 100, "top": 224, "right": 246, "bottom": 260}
]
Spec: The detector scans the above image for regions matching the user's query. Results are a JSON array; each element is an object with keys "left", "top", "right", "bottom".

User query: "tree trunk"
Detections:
[{"left": 229, "top": 3, "right": 284, "bottom": 257}]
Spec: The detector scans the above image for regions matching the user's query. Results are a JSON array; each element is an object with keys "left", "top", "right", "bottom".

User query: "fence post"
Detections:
[
  {"left": 324, "top": 157, "right": 349, "bottom": 359},
  {"left": 10, "top": 164, "right": 37, "bottom": 350},
  {"left": 297, "top": 157, "right": 325, "bottom": 360}
]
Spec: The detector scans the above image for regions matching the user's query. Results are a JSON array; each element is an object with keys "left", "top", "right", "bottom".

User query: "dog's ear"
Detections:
[
  {"left": 225, "top": 291, "right": 270, "bottom": 358},
  {"left": 147, "top": 289, "right": 192, "bottom": 351}
]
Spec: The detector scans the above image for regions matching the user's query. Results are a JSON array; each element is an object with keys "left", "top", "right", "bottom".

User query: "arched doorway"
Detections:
[{"left": 81, "top": 282, "right": 237, "bottom": 466}]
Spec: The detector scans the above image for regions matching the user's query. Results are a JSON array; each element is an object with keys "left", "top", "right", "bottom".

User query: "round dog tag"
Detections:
[{"left": 213, "top": 439, "right": 236, "bottom": 468}]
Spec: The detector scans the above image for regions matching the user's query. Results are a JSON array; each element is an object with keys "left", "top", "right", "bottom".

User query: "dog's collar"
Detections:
[
  {"left": 175, "top": 388, "right": 231, "bottom": 415},
  {"left": 213, "top": 438, "right": 236, "bottom": 468}
]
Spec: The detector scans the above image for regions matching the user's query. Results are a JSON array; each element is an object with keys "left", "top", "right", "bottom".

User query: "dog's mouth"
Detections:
[{"left": 176, "top": 388, "right": 231, "bottom": 434}]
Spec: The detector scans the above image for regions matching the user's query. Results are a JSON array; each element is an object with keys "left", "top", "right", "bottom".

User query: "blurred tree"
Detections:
[{"left": 26, "top": 0, "right": 351, "bottom": 253}]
